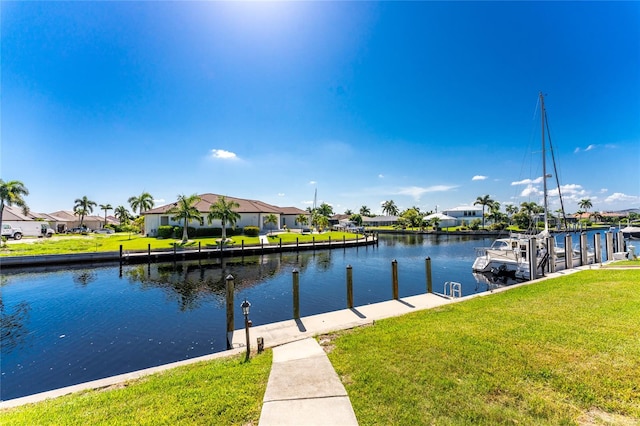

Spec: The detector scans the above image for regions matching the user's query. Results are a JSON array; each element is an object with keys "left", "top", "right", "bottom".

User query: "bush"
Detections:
[
  {"left": 173, "top": 226, "right": 197, "bottom": 238},
  {"left": 157, "top": 226, "right": 174, "bottom": 239},
  {"left": 469, "top": 219, "right": 482, "bottom": 230},
  {"left": 244, "top": 226, "right": 260, "bottom": 237},
  {"left": 491, "top": 222, "right": 507, "bottom": 231}
]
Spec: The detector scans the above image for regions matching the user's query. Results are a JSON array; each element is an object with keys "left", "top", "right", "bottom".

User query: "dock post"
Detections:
[
  {"left": 605, "top": 232, "right": 614, "bottom": 261},
  {"left": 425, "top": 257, "right": 432, "bottom": 293},
  {"left": 242, "top": 240, "right": 244, "bottom": 253},
  {"left": 528, "top": 238, "right": 537, "bottom": 280},
  {"left": 580, "top": 232, "right": 588, "bottom": 265},
  {"left": 312, "top": 236, "right": 315, "bottom": 250},
  {"left": 279, "top": 238, "right": 282, "bottom": 251},
  {"left": 173, "top": 243, "right": 177, "bottom": 261},
  {"left": 296, "top": 237, "right": 299, "bottom": 251},
  {"left": 565, "top": 234, "right": 573, "bottom": 270},
  {"left": 329, "top": 236, "right": 331, "bottom": 247},
  {"left": 292, "top": 269, "right": 300, "bottom": 319},
  {"left": 594, "top": 233, "right": 602, "bottom": 264},
  {"left": 147, "top": 244, "right": 151, "bottom": 262},
  {"left": 119, "top": 245, "right": 123, "bottom": 263},
  {"left": 392, "top": 259, "right": 399, "bottom": 300},
  {"left": 547, "top": 236, "right": 556, "bottom": 273},
  {"left": 225, "top": 274, "right": 234, "bottom": 349},
  {"left": 616, "top": 231, "right": 625, "bottom": 253},
  {"left": 198, "top": 241, "right": 201, "bottom": 260},
  {"left": 346, "top": 265, "right": 353, "bottom": 308}
]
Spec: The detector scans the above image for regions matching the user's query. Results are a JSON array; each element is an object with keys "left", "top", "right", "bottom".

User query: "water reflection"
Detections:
[{"left": 0, "top": 299, "right": 31, "bottom": 353}]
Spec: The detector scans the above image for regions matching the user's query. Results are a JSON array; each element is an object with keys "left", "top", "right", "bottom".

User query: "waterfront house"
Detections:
[
  {"left": 142, "top": 193, "right": 307, "bottom": 236},
  {"left": 441, "top": 206, "right": 483, "bottom": 226}
]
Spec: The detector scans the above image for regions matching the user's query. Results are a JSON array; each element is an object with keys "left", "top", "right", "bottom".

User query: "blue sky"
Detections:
[{"left": 2, "top": 1, "right": 639, "bottom": 216}]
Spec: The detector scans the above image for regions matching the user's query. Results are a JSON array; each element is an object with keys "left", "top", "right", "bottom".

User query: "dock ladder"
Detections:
[{"left": 443, "top": 281, "right": 462, "bottom": 298}]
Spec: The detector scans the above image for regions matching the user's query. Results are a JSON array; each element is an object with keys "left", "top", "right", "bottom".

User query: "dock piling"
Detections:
[
  {"left": 346, "top": 265, "right": 353, "bottom": 308},
  {"left": 392, "top": 259, "right": 399, "bottom": 300}
]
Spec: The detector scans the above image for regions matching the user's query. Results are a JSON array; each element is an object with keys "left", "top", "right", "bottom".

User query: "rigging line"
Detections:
[{"left": 545, "top": 111, "right": 568, "bottom": 230}]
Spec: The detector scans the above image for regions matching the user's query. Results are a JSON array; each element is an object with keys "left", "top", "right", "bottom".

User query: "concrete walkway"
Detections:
[{"left": 258, "top": 338, "right": 358, "bottom": 425}]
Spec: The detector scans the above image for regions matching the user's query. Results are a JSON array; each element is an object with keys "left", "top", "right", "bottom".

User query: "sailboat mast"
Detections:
[{"left": 540, "top": 92, "right": 549, "bottom": 234}]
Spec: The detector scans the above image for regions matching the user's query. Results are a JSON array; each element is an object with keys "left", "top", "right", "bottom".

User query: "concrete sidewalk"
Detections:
[{"left": 258, "top": 338, "right": 358, "bottom": 426}]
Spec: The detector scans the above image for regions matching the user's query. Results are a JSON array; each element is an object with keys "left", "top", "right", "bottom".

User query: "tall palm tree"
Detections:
[
  {"left": 114, "top": 205, "right": 131, "bottom": 225},
  {"left": 349, "top": 213, "right": 363, "bottom": 227},
  {"left": 74, "top": 196, "right": 97, "bottom": 228},
  {"left": 359, "top": 205, "right": 371, "bottom": 217},
  {"left": 0, "top": 179, "right": 30, "bottom": 234},
  {"left": 578, "top": 198, "right": 593, "bottom": 215},
  {"left": 99, "top": 203, "right": 112, "bottom": 228},
  {"left": 317, "top": 202, "right": 334, "bottom": 218},
  {"left": 381, "top": 200, "right": 399, "bottom": 216},
  {"left": 167, "top": 194, "right": 202, "bottom": 243},
  {"left": 207, "top": 196, "right": 241, "bottom": 241},
  {"left": 128, "top": 192, "right": 155, "bottom": 215},
  {"left": 264, "top": 213, "right": 278, "bottom": 235},
  {"left": 519, "top": 201, "right": 543, "bottom": 229},
  {"left": 474, "top": 194, "right": 494, "bottom": 229},
  {"left": 316, "top": 215, "right": 329, "bottom": 232}
]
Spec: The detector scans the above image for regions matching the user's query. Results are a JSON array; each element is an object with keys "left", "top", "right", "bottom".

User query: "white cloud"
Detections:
[
  {"left": 520, "top": 184, "right": 541, "bottom": 197},
  {"left": 211, "top": 149, "right": 238, "bottom": 160},
  {"left": 511, "top": 176, "right": 543, "bottom": 186},
  {"left": 153, "top": 198, "right": 165, "bottom": 204},
  {"left": 309, "top": 181, "right": 317, "bottom": 185},
  {"left": 397, "top": 185, "right": 457, "bottom": 200},
  {"left": 599, "top": 188, "right": 608, "bottom": 194},
  {"left": 378, "top": 174, "right": 384, "bottom": 179},
  {"left": 472, "top": 175, "right": 487, "bottom": 181},
  {"left": 277, "top": 193, "right": 285, "bottom": 197},
  {"left": 604, "top": 192, "right": 640, "bottom": 204}
]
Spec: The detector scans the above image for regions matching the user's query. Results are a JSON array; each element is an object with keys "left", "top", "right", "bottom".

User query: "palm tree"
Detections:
[
  {"left": 167, "top": 194, "right": 202, "bottom": 243},
  {"left": 381, "top": 200, "right": 399, "bottom": 216},
  {"left": 519, "top": 201, "right": 543, "bottom": 229},
  {"left": 99, "top": 204, "right": 112, "bottom": 229},
  {"left": 295, "top": 214, "right": 308, "bottom": 227},
  {"left": 344, "top": 209, "right": 353, "bottom": 215},
  {"left": 0, "top": 179, "right": 29, "bottom": 235},
  {"left": 316, "top": 215, "right": 329, "bottom": 232},
  {"left": 264, "top": 213, "right": 278, "bottom": 235},
  {"left": 474, "top": 195, "right": 494, "bottom": 229},
  {"left": 74, "top": 196, "right": 97, "bottom": 228},
  {"left": 317, "top": 202, "right": 334, "bottom": 218},
  {"left": 349, "top": 213, "right": 363, "bottom": 227},
  {"left": 207, "top": 196, "right": 241, "bottom": 241},
  {"left": 128, "top": 192, "right": 155, "bottom": 215},
  {"left": 359, "top": 205, "right": 371, "bottom": 217},
  {"left": 578, "top": 198, "right": 593, "bottom": 214},
  {"left": 114, "top": 205, "right": 131, "bottom": 225}
]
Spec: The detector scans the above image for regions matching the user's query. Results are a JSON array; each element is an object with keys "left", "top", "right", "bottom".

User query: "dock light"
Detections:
[{"left": 241, "top": 299, "right": 251, "bottom": 360}]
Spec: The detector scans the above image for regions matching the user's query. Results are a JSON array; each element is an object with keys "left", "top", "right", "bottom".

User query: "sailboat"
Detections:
[{"left": 472, "top": 93, "right": 592, "bottom": 280}]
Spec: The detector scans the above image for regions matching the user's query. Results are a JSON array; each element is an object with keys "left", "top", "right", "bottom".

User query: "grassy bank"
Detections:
[
  {"left": 0, "top": 231, "right": 363, "bottom": 257},
  {"left": 327, "top": 269, "right": 640, "bottom": 425},
  {"left": 2, "top": 269, "right": 638, "bottom": 425}
]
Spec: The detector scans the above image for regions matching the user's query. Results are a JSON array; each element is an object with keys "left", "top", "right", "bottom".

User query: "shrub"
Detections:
[
  {"left": 244, "top": 226, "right": 260, "bottom": 237},
  {"left": 157, "top": 226, "right": 174, "bottom": 239},
  {"left": 469, "top": 219, "right": 482, "bottom": 230},
  {"left": 491, "top": 222, "right": 507, "bottom": 231},
  {"left": 172, "top": 226, "right": 196, "bottom": 238}
]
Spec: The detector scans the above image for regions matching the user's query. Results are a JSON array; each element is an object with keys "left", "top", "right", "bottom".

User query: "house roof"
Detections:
[
  {"left": 424, "top": 213, "right": 456, "bottom": 221},
  {"left": 143, "top": 193, "right": 291, "bottom": 215},
  {"left": 279, "top": 206, "right": 308, "bottom": 215},
  {"left": 362, "top": 215, "right": 398, "bottom": 222},
  {"left": 443, "top": 206, "right": 482, "bottom": 212},
  {"left": 1, "top": 205, "right": 32, "bottom": 221}
]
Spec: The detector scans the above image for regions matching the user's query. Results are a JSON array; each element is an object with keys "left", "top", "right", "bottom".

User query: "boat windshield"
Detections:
[{"left": 490, "top": 240, "right": 512, "bottom": 250}]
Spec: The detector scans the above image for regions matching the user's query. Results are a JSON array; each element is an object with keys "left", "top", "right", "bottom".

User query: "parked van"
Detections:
[{"left": 2, "top": 222, "right": 55, "bottom": 239}]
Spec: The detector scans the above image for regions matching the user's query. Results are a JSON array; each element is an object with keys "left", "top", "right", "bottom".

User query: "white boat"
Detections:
[
  {"left": 472, "top": 93, "right": 593, "bottom": 280},
  {"left": 621, "top": 226, "right": 640, "bottom": 240}
]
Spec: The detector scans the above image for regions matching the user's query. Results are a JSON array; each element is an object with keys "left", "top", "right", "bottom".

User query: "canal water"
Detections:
[{"left": 0, "top": 232, "right": 609, "bottom": 400}]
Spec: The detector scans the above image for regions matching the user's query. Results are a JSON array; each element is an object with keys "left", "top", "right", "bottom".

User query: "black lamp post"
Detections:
[{"left": 241, "top": 299, "right": 251, "bottom": 360}]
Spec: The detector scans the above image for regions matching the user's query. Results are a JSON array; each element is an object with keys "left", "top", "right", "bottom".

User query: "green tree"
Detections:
[
  {"left": 381, "top": 200, "right": 399, "bottom": 216},
  {"left": 99, "top": 203, "right": 112, "bottom": 229},
  {"left": 317, "top": 202, "right": 334, "bottom": 218},
  {"left": 578, "top": 198, "right": 593, "bottom": 214},
  {"left": 518, "top": 201, "right": 543, "bottom": 229},
  {"left": 114, "top": 205, "right": 131, "bottom": 225},
  {"left": 295, "top": 214, "right": 309, "bottom": 227},
  {"left": 344, "top": 209, "right": 353, "bottom": 215},
  {"left": 74, "top": 196, "right": 97, "bottom": 228},
  {"left": 359, "top": 205, "right": 371, "bottom": 217},
  {"left": 207, "top": 196, "right": 241, "bottom": 241},
  {"left": 474, "top": 194, "right": 494, "bottom": 229},
  {"left": 167, "top": 194, "right": 202, "bottom": 243},
  {"left": 316, "top": 215, "right": 329, "bottom": 232},
  {"left": 128, "top": 192, "right": 155, "bottom": 215},
  {"left": 400, "top": 208, "right": 422, "bottom": 228},
  {"left": 0, "top": 179, "right": 30, "bottom": 236},
  {"left": 349, "top": 213, "right": 363, "bottom": 227},
  {"left": 264, "top": 213, "right": 278, "bottom": 235}
]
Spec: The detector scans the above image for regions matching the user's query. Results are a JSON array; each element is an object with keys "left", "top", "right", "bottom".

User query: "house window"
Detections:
[{"left": 160, "top": 216, "right": 169, "bottom": 226}]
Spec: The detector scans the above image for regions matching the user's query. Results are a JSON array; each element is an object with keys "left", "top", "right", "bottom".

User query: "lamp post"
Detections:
[{"left": 241, "top": 299, "right": 251, "bottom": 361}]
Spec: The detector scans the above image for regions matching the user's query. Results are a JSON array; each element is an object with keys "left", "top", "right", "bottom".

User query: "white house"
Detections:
[
  {"left": 423, "top": 213, "right": 457, "bottom": 228},
  {"left": 441, "top": 206, "right": 483, "bottom": 226},
  {"left": 142, "top": 193, "right": 307, "bottom": 236}
]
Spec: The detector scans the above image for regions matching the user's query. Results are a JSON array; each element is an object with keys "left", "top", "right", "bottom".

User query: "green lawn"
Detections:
[
  {"left": 327, "top": 269, "right": 640, "bottom": 425},
  {"left": 0, "top": 231, "right": 364, "bottom": 257},
  {"left": 2, "top": 269, "right": 638, "bottom": 425}
]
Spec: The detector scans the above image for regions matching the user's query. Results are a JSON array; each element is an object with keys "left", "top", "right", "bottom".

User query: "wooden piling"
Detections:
[
  {"left": 425, "top": 257, "right": 432, "bottom": 293},
  {"left": 346, "top": 265, "right": 353, "bottom": 308},
  {"left": 565, "top": 234, "right": 573, "bottom": 270},
  {"left": 580, "top": 232, "right": 588, "bottom": 265},
  {"left": 392, "top": 259, "right": 398, "bottom": 300},
  {"left": 292, "top": 269, "right": 300, "bottom": 319},
  {"left": 594, "top": 233, "right": 602, "bottom": 264},
  {"left": 225, "top": 274, "right": 234, "bottom": 349},
  {"left": 605, "top": 232, "right": 614, "bottom": 261}
]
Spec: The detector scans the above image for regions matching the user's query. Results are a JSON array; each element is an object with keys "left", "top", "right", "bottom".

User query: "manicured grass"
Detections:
[
  {"left": 326, "top": 269, "right": 640, "bottom": 425},
  {"left": 0, "top": 231, "right": 364, "bottom": 257},
  {"left": 0, "top": 352, "right": 272, "bottom": 426}
]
